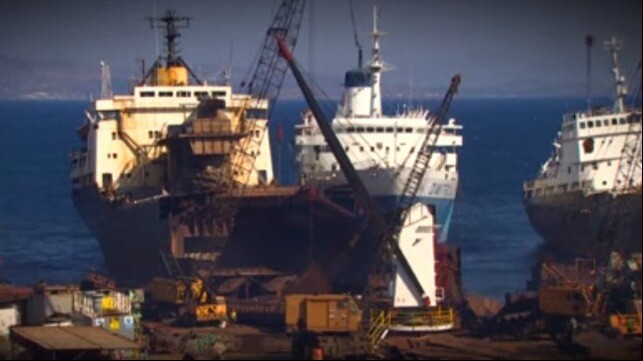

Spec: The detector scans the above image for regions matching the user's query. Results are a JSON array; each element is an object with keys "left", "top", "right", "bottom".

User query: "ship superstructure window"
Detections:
[
  {"left": 405, "top": 128, "right": 413, "bottom": 133},
  {"left": 212, "top": 91, "right": 226, "bottom": 98},
  {"left": 386, "top": 127, "right": 393, "bottom": 132},
  {"left": 603, "top": 119, "right": 609, "bottom": 126},
  {"left": 177, "top": 91, "right": 191, "bottom": 97},
  {"left": 356, "top": 127, "right": 365, "bottom": 132},
  {"left": 148, "top": 131, "right": 154, "bottom": 139},
  {"left": 159, "top": 91, "right": 173, "bottom": 97},
  {"left": 619, "top": 118, "right": 626, "bottom": 124},
  {"left": 595, "top": 120, "right": 602, "bottom": 127},
  {"left": 140, "top": 91, "right": 155, "bottom": 97},
  {"left": 580, "top": 122, "right": 586, "bottom": 129},
  {"left": 194, "top": 91, "right": 208, "bottom": 99},
  {"left": 587, "top": 121, "right": 594, "bottom": 128},
  {"left": 347, "top": 127, "right": 355, "bottom": 133},
  {"left": 112, "top": 132, "right": 117, "bottom": 140},
  {"left": 366, "top": 127, "right": 374, "bottom": 132},
  {"left": 376, "top": 127, "right": 384, "bottom": 133},
  {"left": 612, "top": 118, "right": 618, "bottom": 125},
  {"left": 246, "top": 108, "right": 266, "bottom": 119}
]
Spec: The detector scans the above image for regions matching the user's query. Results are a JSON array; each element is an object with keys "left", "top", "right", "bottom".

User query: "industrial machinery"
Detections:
[
  {"left": 275, "top": 6, "right": 462, "bottom": 351},
  {"left": 286, "top": 294, "right": 373, "bottom": 359},
  {"left": 144, "top": 277, "right": 227, "bottom": 326}
]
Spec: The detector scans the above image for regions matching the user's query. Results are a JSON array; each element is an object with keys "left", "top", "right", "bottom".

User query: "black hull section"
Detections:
[
  {"left": 73, "top": 187, "right": 371, "bottom": 289},
  {"left": 524, "top": 191, "right": 642, "bottom": 256}
]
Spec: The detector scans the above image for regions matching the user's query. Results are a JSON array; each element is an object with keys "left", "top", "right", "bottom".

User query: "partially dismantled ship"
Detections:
[{"left": 523, "top": 36, "right": 642, "bottom": 256}]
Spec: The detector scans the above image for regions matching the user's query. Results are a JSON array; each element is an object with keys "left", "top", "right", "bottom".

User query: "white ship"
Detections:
[
  {"left": 70, "top": 11, "right": 275, "bottom": 283},
  {"left": 523, "top": 36, "right": 642, "bottom": 256},
  {"left": 294, "top": 7, "right": 462, "bottom": 243}
]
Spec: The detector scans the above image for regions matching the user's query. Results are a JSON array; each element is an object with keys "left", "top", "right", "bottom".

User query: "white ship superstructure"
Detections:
[
  {"left": 294, "top": 7, "right": 462, "bottom": 242},
  {"left": 523, "top": 36, "right": 642, "bottom": 255},
  {"left": 70, "top": 13, "right": 274, "bottom": 201}
]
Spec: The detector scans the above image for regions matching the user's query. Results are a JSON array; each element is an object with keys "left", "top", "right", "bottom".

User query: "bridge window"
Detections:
[
  {"left": 396, "top": 128, "right": 403, "bottom": 133},
  {"left": 595, "top": 120, "right": 602, "bottom": 127},
  {"left": 619, "top": 117, "right": 626, "bottom": 124},
  {"left": 375, "top": 127, "right": 384, "bottom": 133},
  {"left": 347, "top": 127, "right": 355, "bottom": 133},
  {"left": 385, "top": 127, "right": 393, "bottom": 132},
  {"left": 603, "top": 119, "right": 609, "bottom": 126},
  {"left": 139, "top": 91, "right": 155, "bottom": 97},
  {"left": 177, "top": 91, "right": 191, "bottom": 97},
  {"left": 587, "top": 121, "right": 594, "bottom": 128},
  {"left": 366, "top": 127, "right": 374, "bottom": 132},
  {"left": 158, "top": 91, "right": 173, "bottom": 97},
  {"left": 194, "top": 91, "right": 209, "bottom": 99},
  {"left": 611, "top": 118, "right": 618, "bottom": 125},
  {"left": 246, "top": 108, "right": 266, "bottom": 119},
  {"left": 356, "top": 127, "right": 365, "bottom": 132},
  {"left": 579, "top": 122, "right": 586, "bottom": 129},
  {"left": 416, "top": 128, "right": 424, "bottom": 133},
  {"left": 405, "top": 128, "right": 413, "bottom": 133}
]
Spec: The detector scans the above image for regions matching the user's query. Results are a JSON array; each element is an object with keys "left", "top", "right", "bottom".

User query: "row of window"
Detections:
[
  {"left": 335, "top": 126, "right": 458, "bottom": 135},
  {"left": 295, "top": 127, "right": 459, "bottom": 136},
  {"left": 138, "top": 90, "right": 227, "bottom": 98},
  {"left": 313, "top": 144, "right": 449, "bottom": 156},
  {"left": 579, "top": 114, "right": 641, "bottom": 129}
]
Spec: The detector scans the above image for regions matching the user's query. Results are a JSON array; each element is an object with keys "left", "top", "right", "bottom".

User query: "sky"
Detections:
[{"left": 0, "top": 0, "right": 641, "bottom": 98}]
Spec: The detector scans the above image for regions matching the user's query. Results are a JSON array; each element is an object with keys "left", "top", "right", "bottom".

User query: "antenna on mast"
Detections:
[
  {"left": 147, "top": 9, "right": 192, "bottom": 66},
  {"left": 585, "top": 35, "right": 594, "bottom": 110}
]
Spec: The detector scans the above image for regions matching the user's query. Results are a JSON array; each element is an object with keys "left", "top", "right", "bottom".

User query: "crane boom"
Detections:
[
  {"left": 397, "top": 75, "right": 461, "bottom": 213},
  {"left": 275, "top": 35, "right": 426, "bottom": 298}
]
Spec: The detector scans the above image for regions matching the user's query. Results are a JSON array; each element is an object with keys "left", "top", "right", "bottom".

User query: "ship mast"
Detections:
[
  {"left": 149, "top": 9, "right": 191, "bottom": 66},
  {"left": 369, "top": 6, "right": 384, "bottom": 117},
  {"left": 604, "top": 36, "right": 628, "bottom": 113}
]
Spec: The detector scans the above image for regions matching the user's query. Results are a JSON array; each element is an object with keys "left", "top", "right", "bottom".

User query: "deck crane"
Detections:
[
  {"left": 275, "top": 35, "right": 460, "bottom": 303},
  {"left": 161, "top": 0, "right": 306, "bottom": 277}
]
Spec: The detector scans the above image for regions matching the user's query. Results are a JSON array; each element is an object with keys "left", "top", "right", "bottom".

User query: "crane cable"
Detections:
[{"left": 348, "top": 0, "right": 363, "bottom": 68}]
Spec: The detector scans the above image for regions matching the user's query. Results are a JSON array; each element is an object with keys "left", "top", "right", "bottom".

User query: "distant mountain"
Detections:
[{"left": 0, "top": 54, "right": 100, "bottom": 100}]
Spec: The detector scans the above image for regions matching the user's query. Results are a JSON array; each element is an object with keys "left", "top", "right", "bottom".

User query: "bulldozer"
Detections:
[{"left": 144, "top": 277, "right": 227, "bottom": 326}]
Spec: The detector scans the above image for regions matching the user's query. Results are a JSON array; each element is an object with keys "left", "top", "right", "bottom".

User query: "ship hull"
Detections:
[
  {"left": 73, "top": 186, "right": 379, "bottom": 289},
  {"left": 524, "top": 191, "right": 642, "bottom": 256},
  {"left": 304, "top": 167, "right": 458, "bottom": 243}
]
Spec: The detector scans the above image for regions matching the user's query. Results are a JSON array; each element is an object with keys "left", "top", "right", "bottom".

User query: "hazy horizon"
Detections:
[{"left": 0, "top": 0, "right": 641, "bottom": 100}]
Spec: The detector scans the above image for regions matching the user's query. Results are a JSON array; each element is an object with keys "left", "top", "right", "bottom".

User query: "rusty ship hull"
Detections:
[
  {"left": 72, "top": 185, "right": 373, "bottom": 288},
  {"left": 524, "top": 190, "right": 642, "bottom": 256}
]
